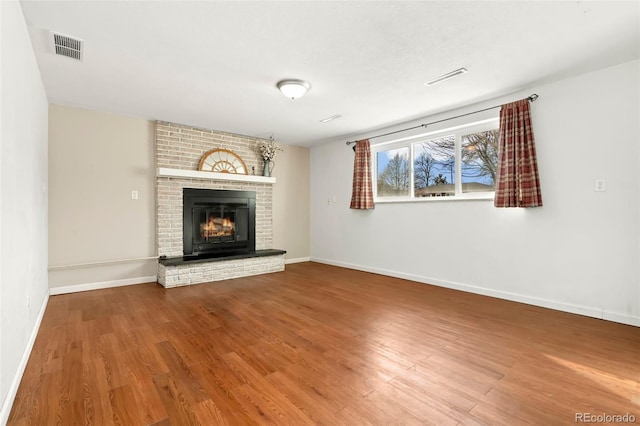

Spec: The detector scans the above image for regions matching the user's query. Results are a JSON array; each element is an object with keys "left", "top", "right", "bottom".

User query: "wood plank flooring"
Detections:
[{"left": 8, "top": 262, "right": 640, "bottom": 425}]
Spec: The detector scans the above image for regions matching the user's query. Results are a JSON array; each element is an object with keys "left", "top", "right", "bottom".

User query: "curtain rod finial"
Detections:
[{"left": 529, "top": 94, "right": 539, "bottom": 102}]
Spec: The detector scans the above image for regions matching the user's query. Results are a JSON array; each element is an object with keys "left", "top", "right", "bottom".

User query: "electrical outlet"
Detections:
[
  {"left": 131, "top": 190, "right": 139, "bottom": 200},
  {"left": 594, "top": 179, "right": 606, "bottom": 192}
]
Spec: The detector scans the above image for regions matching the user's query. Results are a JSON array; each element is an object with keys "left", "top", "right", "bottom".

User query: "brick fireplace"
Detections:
[{"left": 155, "top": 121, "right": 285, "bottom": 287}]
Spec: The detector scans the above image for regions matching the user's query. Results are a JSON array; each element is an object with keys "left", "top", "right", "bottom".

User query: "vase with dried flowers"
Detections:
[{"left": 259, "top": 136, "right": 284, "bottom": 177}]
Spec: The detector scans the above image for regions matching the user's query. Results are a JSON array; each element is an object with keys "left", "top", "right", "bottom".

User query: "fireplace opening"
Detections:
[
  {"left": 198, "top": 210, "right": 238, "bottom": 241},
  {"left": 183, "top": 188, "right": 255, "bottom": 257}
]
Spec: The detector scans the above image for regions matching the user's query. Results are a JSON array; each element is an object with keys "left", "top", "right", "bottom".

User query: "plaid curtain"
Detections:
[
  {"left": 350, "top": 139, "right": 375, "bottom": 209},
  {"left": 494, "top": 99, "right": 543, "bottom": 208}
]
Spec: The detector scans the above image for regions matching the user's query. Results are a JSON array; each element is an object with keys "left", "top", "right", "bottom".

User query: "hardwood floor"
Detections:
[{"left": 8, "top": 262, "right": 640, "bottom": 425}]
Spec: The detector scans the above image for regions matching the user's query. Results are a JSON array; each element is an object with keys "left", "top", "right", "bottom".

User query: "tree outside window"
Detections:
[
  {"left": 461, "top": 129, "right": 499, "bottom": 192},
  {"left": 376, "top": 147, "right": 409, "bottom": 197},
  {"left": 414, "top": 135, "right": 455, "bottom": 197}
]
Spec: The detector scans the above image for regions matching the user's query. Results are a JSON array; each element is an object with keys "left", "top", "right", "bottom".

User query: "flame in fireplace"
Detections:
[{"left": 201, "top": 216, "right": 235, "bottom": 238}]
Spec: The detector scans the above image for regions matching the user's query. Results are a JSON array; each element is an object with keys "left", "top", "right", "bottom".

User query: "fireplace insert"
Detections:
[{"left": 183, "top": 188, "right": 255, "bottom": 257}]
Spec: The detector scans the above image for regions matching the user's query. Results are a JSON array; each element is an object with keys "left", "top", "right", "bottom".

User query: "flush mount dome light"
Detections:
[{"left": 277, "top": 79, "right": 311, "bottom": 99}]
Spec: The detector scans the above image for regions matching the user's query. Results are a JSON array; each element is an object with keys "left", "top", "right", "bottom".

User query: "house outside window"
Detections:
[{"left": 372, "top": 119, "right": 499, "bottom": 202}]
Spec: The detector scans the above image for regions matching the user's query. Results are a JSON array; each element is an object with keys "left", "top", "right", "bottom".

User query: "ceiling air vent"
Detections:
[{"left": 51, "top": 32, "right": 83, "bottom": 61}]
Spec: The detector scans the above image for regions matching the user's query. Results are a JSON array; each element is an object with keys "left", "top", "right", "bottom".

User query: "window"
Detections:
[
  {"left": 376, "top": 147, "right": 410, "bottom": 197},
  {"left": 413, "top": 135, "right": 456, "bottom": 198},
  {"left": 461, "top": 129, "right": 499, "bottom": 193},
  {"left": 372, "top": 119, "right": 498, "bottom": 201}
]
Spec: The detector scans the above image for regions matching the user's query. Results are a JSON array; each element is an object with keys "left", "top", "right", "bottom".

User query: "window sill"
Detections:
[{"left": 374, "top": 194, "right": 495, "bottom": 204}]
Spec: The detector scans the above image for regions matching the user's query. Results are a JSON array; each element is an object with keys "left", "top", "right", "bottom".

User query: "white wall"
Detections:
[
  {"left": 48, "top": 105, "right": 156, "bottom": 290},
  {"left": 272, "top": 145, "right": 311, "bottom": 262},
  {"left": 0, "top": 1, "right": 50, "bottom": 422},
  {"left": 311, "top": 59, "right": 640, "bottom": 327}
]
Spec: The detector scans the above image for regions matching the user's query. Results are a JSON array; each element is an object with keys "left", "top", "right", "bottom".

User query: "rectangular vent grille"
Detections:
[{"left": 51, "top": 32, "right": 83, "bottom": 61}]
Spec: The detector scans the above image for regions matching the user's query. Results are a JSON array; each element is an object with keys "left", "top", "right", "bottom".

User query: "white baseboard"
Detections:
[
  {"left": 285, "top": 257, "right": 311, "bottom": 265},
  {"left": 603, "top": 311, "right": 640, "bottom": 327},
  {"left": 0, "top": 291, "right": 49, "bottom": 425},
  {"left": 49, "top": 275, "right": 157, "bottom": 295},
  {"left": 311, "top": 257, "right": 640, "bottom": 328}
]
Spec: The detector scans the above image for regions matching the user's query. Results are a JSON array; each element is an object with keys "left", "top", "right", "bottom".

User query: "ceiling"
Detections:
[{"left": 20, "top": 1, "right": 640, "bottom": 147}]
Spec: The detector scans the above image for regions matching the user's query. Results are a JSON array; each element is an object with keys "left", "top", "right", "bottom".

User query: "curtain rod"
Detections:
[{"left": 346, "top": 94, "right": 539, "bottom": 146}]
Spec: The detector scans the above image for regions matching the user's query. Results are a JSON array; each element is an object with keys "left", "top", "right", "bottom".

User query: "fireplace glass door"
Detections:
[
  {"left": 183, "top": 188, "right": 255, "bottom": 257},
  {"left": 193, "top": 205, "right": 248, "bottom": 245}
]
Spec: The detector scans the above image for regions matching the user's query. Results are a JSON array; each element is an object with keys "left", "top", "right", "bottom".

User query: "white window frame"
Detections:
[{"left": 372, "top": 118, "right": 499, "bottom": 203}]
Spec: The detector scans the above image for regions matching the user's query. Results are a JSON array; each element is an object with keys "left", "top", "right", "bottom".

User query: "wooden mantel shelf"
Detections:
[{"left": 157, "top": 167, "right": 276, "bottom": 184}]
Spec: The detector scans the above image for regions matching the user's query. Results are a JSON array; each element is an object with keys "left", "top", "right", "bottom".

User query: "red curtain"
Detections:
[
  {"left": 350, "top": 139, "right": 375, "bottom": 209},
  {"left": 494, "top": 99, "right": 543, "bottom": 208}
]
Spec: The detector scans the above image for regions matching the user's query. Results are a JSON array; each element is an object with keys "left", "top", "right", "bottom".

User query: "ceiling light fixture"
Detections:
[
  {"left": 319, "top": 114, "right": 341, "bottom": 123},
  {"left": 425, "top": 68, "right": 468, "bottom": 86},
  {"left": 277, "top": 79, "right": 311, "bottom": 99}
]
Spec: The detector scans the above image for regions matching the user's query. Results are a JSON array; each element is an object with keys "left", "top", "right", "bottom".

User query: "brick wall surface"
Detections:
[
  {"left": 156, "top": 177, "right": 272, "bottom": 257},
  {"left": 156, "top": 121, "right": 265, "bottom": 174}
]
